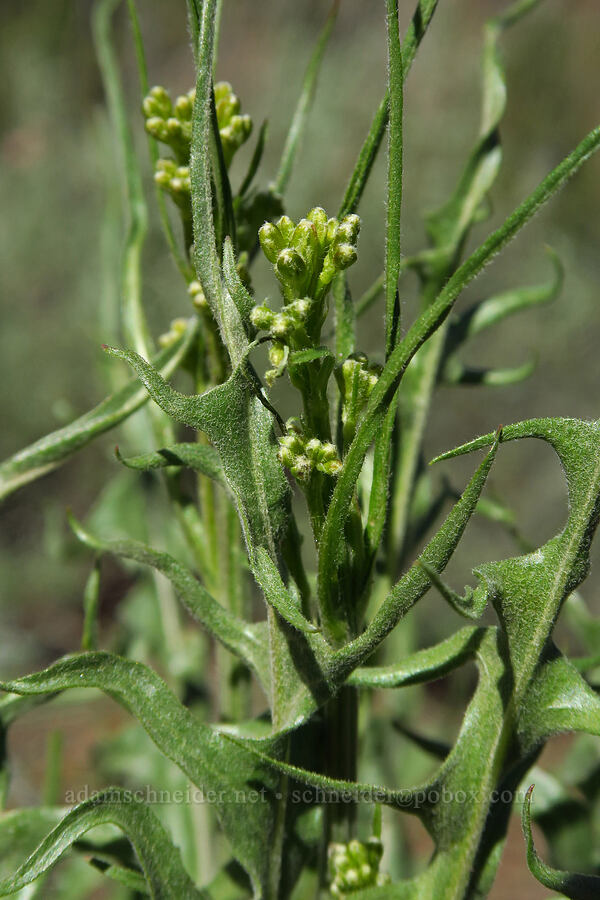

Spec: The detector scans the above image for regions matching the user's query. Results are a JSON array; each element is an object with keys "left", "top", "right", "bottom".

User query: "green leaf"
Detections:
[
  {"left": 417, "top": 560, "right": 486, "bottom": 620},
  {"left": 447, "top": 248, "right": 563, "bottom": 346},
  {"left": 522, "top": 785, "right": 600, "bottom": 900},
  {"left": 441, "top": 357, "right": 536, "bottom": 387},
  {"left": 347, "top": 626, "right": 485, "bottom": 688},
  {"left": 238, "top": 120, "right": 268, "bottom": 198},
  {"left": 190, "top": 0, "right": 244, "bottom": 364},
  {"left": 0, "top": 790, "right": 202, "bottom": 899},
  {"left": 318, "top": 124, "right": 600, "bottom": 627},
  {"left": 0, "top": 654, "right": 285, "bottom": 896},
  {"left": 103, "top": 346, "right": 290, "bottom": 556},
  {"left": 116, "top": 442, "right": 225, "bottom": 485},
  {"left": 69, "top": 515, "right": 269, "bottom": 689},
  {"left": 518, "top": 647, "right": 600, "bottom": 753},
  {"left": 251, "top": 549, "right": 320, "bottom": 636},
  {"left": 431, "top": 418, "right": 600, "bottom": 680},
  {"left": 222, "top": 237, "right": 255, "bottom": 329},
  {"left": 81, "top": 559, "right": 101, "bottom": 652},
  {"left": 384, "top": 0, "right": 403, "bottom": 357},
  {"left": 126, "top": 0, "right": 193, "bottom": 281},
  {"left": 93, "top": 0, "right": 152, "bottom": 358},
  {"left": 0, "top": 323, "right": 197, "bottom": 503},
  {"left": 333, "top": 437, "right": 498, "bottom": 667},
  {"left": 274, "top": 0, "right": 339, "bottom": 194},
  {"left": 338, "top": 0, "right": 440, "bottom": 217}
]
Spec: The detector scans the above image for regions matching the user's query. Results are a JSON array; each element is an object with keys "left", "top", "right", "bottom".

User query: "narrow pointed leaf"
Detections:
[
  {"left": 318, "top": 125, "right": 600, "bottom": 621},
  {"left": 348, "top": 626, "right": 485, "bottom": 688},
  {"left": 522, "top": 785, "right": 600, "bottom": 900},
  {"left": 441, "top": 357, "right": 536, "bottom": 387},
  {"left": 274, "top": 0, "right": 339, "bottom": 194},
  {"left": 116, "top": 442, "right": 225, "bottom": 485},
  {"left": 0, "top": 790, "right": 202, "bottom": 899},
  {"left": 338, "top": 0, "right": 440, "bottom": 217},
  {"left": 238, "top": 120, "right": 268, "bottom": 198},
  {"left": 0, "top": 324, "right": 197, "bottom": 503},
  {"left": 0, "top": 654, "right": 284, "bottom": 896},
  {"left": 251, "top": 548, "right": 320, "bottom": 636},
  {"left": 69, "top": 515, "right": 269, "bottom": 687},
  {"left": 333, "top": 438, "right": 498, "bottom": 666},
  {"left": 103, "top": 346, "right": 289, "bottom": 555},
  {"left": 448, "top": 248, "right": 563, "bottom": 346}
]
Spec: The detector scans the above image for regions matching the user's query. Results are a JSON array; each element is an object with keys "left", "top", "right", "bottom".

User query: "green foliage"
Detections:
[{"left": 1, "top": 0, "right": 599, "bottom": 898}]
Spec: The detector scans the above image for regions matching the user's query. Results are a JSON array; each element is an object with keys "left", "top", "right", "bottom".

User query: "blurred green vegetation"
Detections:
[{"left": 0, "top": 2, "right": 599, "bottom": 896}]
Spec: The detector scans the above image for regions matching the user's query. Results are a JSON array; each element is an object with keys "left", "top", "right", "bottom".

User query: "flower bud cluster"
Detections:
[
  {"left": 214, "top": 81, "right": 253, "bottom": 168},
  {"left": 328, "top": 837, "right": 389, "bottom": 896},
  {"left": 278, "top": 421, "right": 342, "bottom": 483},
  {"left": 336, "top": 353, "right": 381, "bottom": 445},
  {"left": 258, "top": 208, "right": 360, "bottom": 304},
  {"left": 143, "top": 82, "right": 252, "bottom": 218},
  {"left": 251, "top": 298, "right": 312, "bottom": 344},
  {"left": 154, "top": 159, "right": 191, "bottom": 208},
  {"left": 143, "top": 86, "right": 194, "bottom": 163}
]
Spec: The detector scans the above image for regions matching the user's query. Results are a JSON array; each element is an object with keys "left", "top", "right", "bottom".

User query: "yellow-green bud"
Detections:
[
  {"left": 143, "top": 85, "right": 172, "bottom": 119},
  {"left": 250, "top": 304, "right": 275, "bottom": 331},
  {"left": 188, "top": 280, "right": 207, "bottom": 310},
  {"left": 258, "top": 222, "right": 282, "bottom": 264}
]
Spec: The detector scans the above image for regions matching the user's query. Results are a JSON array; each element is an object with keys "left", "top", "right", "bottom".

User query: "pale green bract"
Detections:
[{"left": 1, "top": 0, "right": 599, "bottom": 898}]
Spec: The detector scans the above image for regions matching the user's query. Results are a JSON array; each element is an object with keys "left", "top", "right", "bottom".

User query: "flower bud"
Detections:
[
  {"left": 276, "top": 248, "right": 306, "bottom": 281},
  {"left": 188, "top": 280, "right": 208, "bottom": 310},
  {"left": 174, "top": 92, "right": 194, "bottom": 121},
  {"left": 258, "top": 222, "right": 283, "bottom": 264},
  {"left": 250, "top": 304, "right": 275, "bottom": 331},
  {"left": 332, "top": 242, "right": 358, "bottom": 270},
  {"left": 143, "top": 85, "right": 172, "bottom": 119}
]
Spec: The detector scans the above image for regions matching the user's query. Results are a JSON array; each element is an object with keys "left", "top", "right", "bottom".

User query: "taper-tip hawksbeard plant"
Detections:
[{"left": 1, "top": 0, "right": 600, "bottom": 898}]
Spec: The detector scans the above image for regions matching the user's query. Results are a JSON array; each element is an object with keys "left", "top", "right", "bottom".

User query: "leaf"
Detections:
[
  {"left": 338, "top": 0, "right": 440, "bottom": 217},
  {"left": 518, "top": 647, "right": 600, "bottom": 753},
  {"left": 116, "top": 442, "right": 225, "bottom": 485},
  {"left": 238, "top": 120, "right": 268, "bottom": 198},
  {"left": 347, "top": 626, "right": 485, "bottom": 688},
  {"left": 384, "top": 0, "right": 403, "bottom": 357},
  {"left": 93, "top": 0, "right": 153, "bottom": 358},
  {"left": 68, "top": 515, "right": 269, "bottom": 689},
  {"left": 274, "top": 0, "right": 339, "bottom": 194},
  {"left": 0, "top": 790, "right": 202, "bottom": 899},
  {"left": 431, "top": 418, "right": 600, "bottom": 678},
  {"left": 0, "top": 655, "right": 285, "bottom": 897},
  {"left": 332, "top": 273, "right": 355, "bottom": 362},
  {"left": 222, "top": 238, "right": 255, "bottom": 329},
  {"left": 447, "top": 248, "right": 563, "bottom": 346},
  {"left": 126, "top": 0, "right": 193, "bottom": 280},
  {"left": 317, "top": 124, "right": 600, "bottom": 628},
  {"left": 81, "top": 559, "right": 101, "bottom": 652},
  {"left": 522, "top": 785, "right": 600, "bottom": 900},
  {"left": 190, "top": 0, "right": 245, "bottom": 365},
  {"left": 103, "top": 346, "right": 290, "bottom": 556},
  {"left": 251, "top": 548, "right": 320, "bottom": 636},
  {"left": 441, "top": 358, "right": 536, "bottom": 387},
  {"left": 0, "top": 324, "right": 197, "bottom": 503}
]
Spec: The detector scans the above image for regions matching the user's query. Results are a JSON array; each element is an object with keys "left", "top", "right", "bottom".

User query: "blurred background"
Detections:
[{"left": 0, "top": 0, "right": 599, "bottom": 896}]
